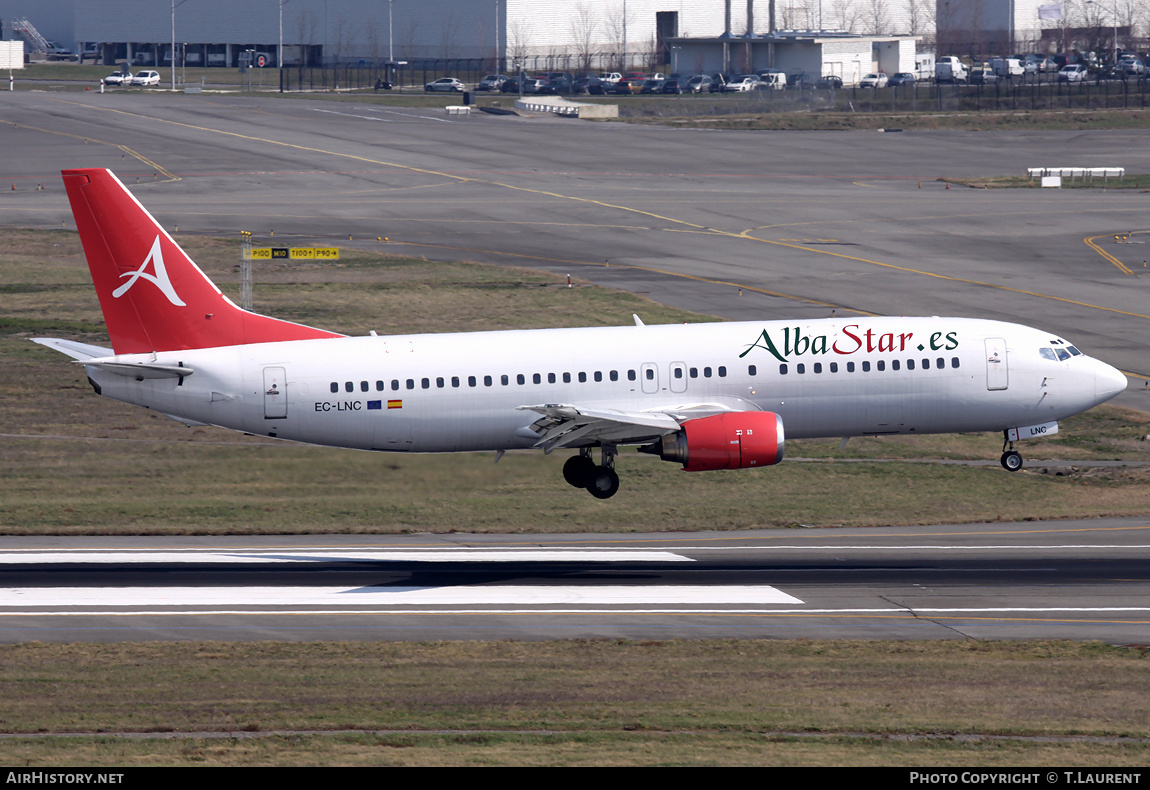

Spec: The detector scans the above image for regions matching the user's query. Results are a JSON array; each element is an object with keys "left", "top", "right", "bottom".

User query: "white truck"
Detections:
[{"left": 935, "top": 55, "right": 968, "bottom": 83}]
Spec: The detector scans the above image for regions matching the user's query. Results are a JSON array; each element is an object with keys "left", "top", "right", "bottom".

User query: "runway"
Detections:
[{"left": 2, "top": 519, "right": 1148, "bottom": 642}]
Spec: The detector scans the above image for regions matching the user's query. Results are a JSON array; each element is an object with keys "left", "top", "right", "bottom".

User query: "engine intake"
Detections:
[{"left": 645, "top": 411, "right": 784, "bottom": 471}]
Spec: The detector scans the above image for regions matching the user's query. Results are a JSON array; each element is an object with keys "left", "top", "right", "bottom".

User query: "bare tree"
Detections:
[
  {"left": 829, "top": 0, "right": 862, "bottom": 33},
  {"left": 569, "top": 3, "right": 599, "bottom": 72},
  {"left": 864, "top": 0, "right": 893, "bottom": 34}
]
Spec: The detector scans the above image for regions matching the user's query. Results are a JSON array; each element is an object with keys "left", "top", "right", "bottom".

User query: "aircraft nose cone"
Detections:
[{"left": 1096, "top": 362, "right": 1127, "bottom": 403}]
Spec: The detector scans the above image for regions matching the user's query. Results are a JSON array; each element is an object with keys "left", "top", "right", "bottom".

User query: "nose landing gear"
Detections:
[{"left": 1001, "top": 432, "right": 1023, "bottom": 471}]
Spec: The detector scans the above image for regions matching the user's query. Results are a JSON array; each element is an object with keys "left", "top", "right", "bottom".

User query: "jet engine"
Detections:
[{"left": 642, "top": 411, "right": 784, "bottom": 471}]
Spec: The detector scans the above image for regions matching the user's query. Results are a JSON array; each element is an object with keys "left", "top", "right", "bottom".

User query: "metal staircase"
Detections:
[{"left": 10, "top": 18, "right": 50, "bottom": 54}]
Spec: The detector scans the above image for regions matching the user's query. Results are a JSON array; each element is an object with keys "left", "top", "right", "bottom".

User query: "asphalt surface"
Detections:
[
  {"left": 2, "top": 91, "right": 1149, "bottom": 642},
  {"left": 0, "top": 520, "right": 1147, "bottom": 642}
]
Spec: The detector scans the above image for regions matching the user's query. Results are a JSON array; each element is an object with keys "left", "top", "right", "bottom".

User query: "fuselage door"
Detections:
[
  {"left": 263, "top": 366, "right": 288, "bottom": 418},
  {"left": 669, "top": 362, "right": 687, "bottom": 393},
  {"left": 641, "top": 362, "right": 659, "bottom": 394},
  {"left": 985, "top": 338, "right": 1008, "bottom": 391}
]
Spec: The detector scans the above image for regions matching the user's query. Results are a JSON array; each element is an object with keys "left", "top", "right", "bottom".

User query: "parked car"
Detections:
[
  {"left": 540, "top": 74, "right": 573, "bottom": 94},
  {"left": 1118, "top": 55, "right": 1145, "bottom": 75},
  {"left": 1057, "top": 64, "right": 1088, "bottom": 83},
  {"left": 639, "top": 77, "right": 664, "bottom": 94},
  {"left": 597, "top": 72, "right": 622, "bottom": 85},
  {"left": 684, "top": 74, "right": 713, "bottom": 93},
  {"left": 424, "top": 77, "right": 465, "bottom": 92},
  {"left": 723, "top": 74, "right": 761, "bottom": 92},
  {"left": 499, "top": 76, "right": 523, "bottom": 93},
  {"left": 785, "top": 73, "right": 817, "bottom": 89},
  {"left": 476, "top": 74, "right": 508, "bottom": 91},
  {"left": 130, "top": 70, "right": 161, "bottom": 87},
  {"left": 660, "top": 74, "right": 688, "bottom": 94},
  {"left": 520, "top": 76, "right": 547, "bottom": 94},
  {"left": 102, "top": 71, "right": 132, "bottom": 86},
  {"left": 815, "top": 75, "right": 843, "bottom": 89},
  {"left": 969, "top": 68, "right": 1002, "bottom": 85},
  {"left": 610, "top": 79, "right": 635, "bottom": 95},
  {"left": 888, "top": 72, "right": 917, "bottom": 86},
  {"left": 586, "top": 77, "right": 613, "bottom": 95},
  {"left": 859, "top": 72, "right": 888, "bottom": 88},
  {"left": 708, "top": 73, "right": 730, "bottom": 93}
]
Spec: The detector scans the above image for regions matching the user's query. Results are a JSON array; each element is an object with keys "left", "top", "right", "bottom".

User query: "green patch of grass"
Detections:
[{"left": 0, "top": 640, "right": 1148, "bottom": 765}]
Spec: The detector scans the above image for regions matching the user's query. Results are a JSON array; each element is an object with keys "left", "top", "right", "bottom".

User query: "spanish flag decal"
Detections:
[{"left": 387, "top": 400, "right": 403, "bottom": 409}]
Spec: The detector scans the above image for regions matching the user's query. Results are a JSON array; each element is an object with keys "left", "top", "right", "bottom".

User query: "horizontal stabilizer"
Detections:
[{"left": 31, "top": 337, "right": 113, "bottom": 360}]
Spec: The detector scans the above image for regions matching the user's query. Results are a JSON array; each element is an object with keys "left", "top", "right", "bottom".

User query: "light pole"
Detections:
[
  {"left": 279, "top": 0, "right": 289, "bottom": 93},
  {"left": 171, "top": 0, "right": 191, "bottom": 92}
]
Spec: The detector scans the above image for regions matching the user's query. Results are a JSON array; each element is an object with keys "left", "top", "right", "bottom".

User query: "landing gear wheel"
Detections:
[
  {"left": 563, "top": 454, "right": 596, "bottom": 488},
  {"left": 1000, "top": 451, "right": 1023, "bottom": 472},
  {"left": 585, "top": 466, "right": 620, "bottom": 499}
]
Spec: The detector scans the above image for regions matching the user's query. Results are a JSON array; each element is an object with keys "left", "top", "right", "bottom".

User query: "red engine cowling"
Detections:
[{"left": 650, "top": 411, "right": 784, "bottom": 471}]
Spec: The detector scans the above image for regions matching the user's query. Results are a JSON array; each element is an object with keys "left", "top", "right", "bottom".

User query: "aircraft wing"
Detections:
[{"left": 516, "top": 398, "right": 762, "bottom": 452}]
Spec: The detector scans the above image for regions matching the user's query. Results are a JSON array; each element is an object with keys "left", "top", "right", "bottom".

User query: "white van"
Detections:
[
  {"left": 757, "top": 70, "right": 787, "bottom": 90},
  {"left": 990, "top": 58, "right": 1024, "bottom": 78},
  {"left": 935, "top": 55, "right": 968, "bottom": 83}
]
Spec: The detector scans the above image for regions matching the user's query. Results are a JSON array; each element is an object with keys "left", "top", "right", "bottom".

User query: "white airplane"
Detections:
[{"left": 35, "top": 168, "right": 1127, "bottom": 499}]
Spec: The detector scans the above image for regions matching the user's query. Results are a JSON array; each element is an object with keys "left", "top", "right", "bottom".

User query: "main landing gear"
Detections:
[
  {"left": 563, "top": 446, "right": 620, "bottom": 499},
  {"left": 1000, "top": 432, "right": 1023, "bottom": 472}
]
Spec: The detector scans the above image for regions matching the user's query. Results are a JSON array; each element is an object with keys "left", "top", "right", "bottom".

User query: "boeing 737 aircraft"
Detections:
[{"left": 35, "top": 168, "right": 1127, "bottom": 498}]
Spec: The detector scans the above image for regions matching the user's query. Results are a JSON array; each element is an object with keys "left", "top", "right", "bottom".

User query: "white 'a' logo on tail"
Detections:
[{"left": 112, "top": 235, "right": 186, "bottom": 306}]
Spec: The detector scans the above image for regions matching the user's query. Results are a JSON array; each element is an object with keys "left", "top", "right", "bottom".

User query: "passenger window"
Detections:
[
  {"left": 421, "top": 378, "right": 430, "bottom": 389},
  {"left": 484, "top": 375, "right": 493, "bottom": 386},
  {"left": 345, "top": 382, "right": 353, "bottom": 393},
  {"left": 951, "top": 357, "right": 960, "bottom": 368},
  {"left": 468, "top": 376, "right": 477, "bottom": 387},
  {"left": 703, "top": 367, "right": 712, "bottom": 377},
  {"left": 891, "top": 360, "right": 900, "bottom": 371},
  {"left": 330, "top": 382, "right": 338, "bottom": 393},
  {"left": 594, "top": 371, "right": 602, "bottom": 382},
  {"left": 360, "top": 381, "right": 369, "bottom": 392},
  {"left": 813, "top": 363, "right": 822, "bottom": 374},
  {"left": 578, "top": 372, "right": 587, "bottom": 383},
  {"left": 610, "top": 370, "right": 618, "bottom": 381},
  {"left": 690, "top": 367, "right": 698, "bottom": 378},
  {"left": 796, "top": 364, "right": 805, "bottom": 374},
  {"left": 501, "top": 375, "right": 509, "bottom": 385},
  {"left": 548, "top": 373, "right": 556, "bottom": 384},
  {"left": 830, "top": 362, "right": 838, "bottom": 373},
  {"left": 847, "top": 362, "right": 855, "bottom": 372},
  {"left": 862, "top": 361, "right": 871, "bottom": 372},
  {"left": 628, "top": 370, "right": 636, "bottom": 381},
  {"left": 779, "top": 364, "right": 788, "bottom": 375},
  {"left": 748, "top": 365, "right": 757, "bottom": 376},
  {"left": 718, "top": 366, "right": 727, "bottom": 377},
  {"left": 877, "top": 361, "right": 885, "bottom": 371},
  {"left": 645, "top": 369, "right": 654, "bottom": 380},
  {"left": 563, "top": 372, "right": 571, "bottom": 383},
  {"left": 533, "top": 374, "right": 541, "bottom": 384},
  {"left": 907, "top": 359, "right": 915, "bottom": 371},
  {"left": 436, "top": 377, "right": 444, "bottom": 388},
  {"left": 391, "top": 380, "right": 399, "bottom": 391},
  {"left": 375, "top": 381, "right": 384, "bottom": 391},
  {"left": 517, "top": 374, "right": 525, "bottom": 385},
  {"left": 451, "top": 377, "right": 459, "bottom": 388},
  {"left": 406, "top": 379, "right": 415, "bottom": 390}
]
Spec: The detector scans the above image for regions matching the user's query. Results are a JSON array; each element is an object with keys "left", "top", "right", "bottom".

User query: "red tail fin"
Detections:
[{"left": 62, "top": 168, "right": 341, "bottom": 354}]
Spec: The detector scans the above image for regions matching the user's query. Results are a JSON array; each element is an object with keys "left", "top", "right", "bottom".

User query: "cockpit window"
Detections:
[
  {"left": 1039, "top": 348, "right": 1057, "bottom": 361},
  {"left": 1054, "top": 348, "right": 1071, "bottom": 361},
  {"left": 1067, "top": 346, "right": 1082, "bottom": 356}
]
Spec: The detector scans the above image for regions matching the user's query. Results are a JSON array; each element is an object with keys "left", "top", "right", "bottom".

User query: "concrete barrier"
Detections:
[
  {"left": 513, "top": 96, "right": 618, "bottom": 119},
  {"left": 445, "top": 105, "right": 471, "bottom": 116},
  {"left": 1027, "top": 167, "right": 1125, "bottom": 182}
]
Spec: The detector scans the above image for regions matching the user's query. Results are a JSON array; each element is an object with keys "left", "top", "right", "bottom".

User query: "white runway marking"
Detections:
[
  {"left": 0, "top": 585, "right": 803, "bottom": 608},
  {"left": 0, "top": 550, "right": 692, "bottom": 564}
]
